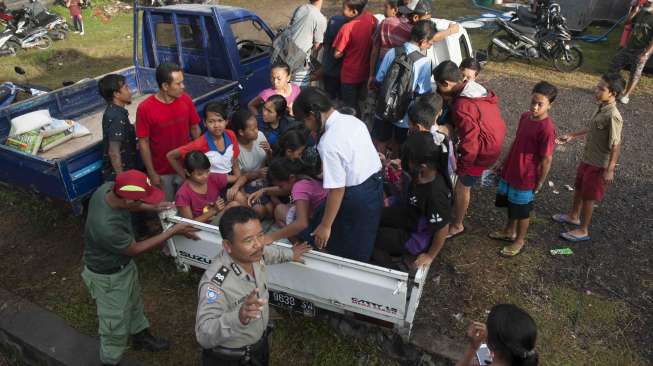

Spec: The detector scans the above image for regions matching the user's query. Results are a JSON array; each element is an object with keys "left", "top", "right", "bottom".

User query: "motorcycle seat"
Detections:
[
  {"left": 516, "top": 6, "right": 538, "bottom": 26},
  {"left": 507, "top": 22, "right": 538, "bottom": 36}
]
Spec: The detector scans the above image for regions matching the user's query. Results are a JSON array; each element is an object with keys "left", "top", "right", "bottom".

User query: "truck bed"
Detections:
[{"left": 40, "top": 93, "right": 150, "bottom": 160}]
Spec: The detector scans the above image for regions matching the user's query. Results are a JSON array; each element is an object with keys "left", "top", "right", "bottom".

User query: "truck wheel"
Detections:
[{"left": 553, "top": 46, "right": 583, "bottom": 73}]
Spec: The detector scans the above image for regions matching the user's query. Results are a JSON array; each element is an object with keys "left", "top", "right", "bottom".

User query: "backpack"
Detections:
[{"left": 376, "top": 46, "right": 425, "bottom": 123}]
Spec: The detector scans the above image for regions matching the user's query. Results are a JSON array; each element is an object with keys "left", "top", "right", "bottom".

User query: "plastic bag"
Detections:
[
  {"left": 40, "top": 127, "right": 74, "bottom": 152},
  {"left": 72, "top": 122, "right": 91, "bottom": 138},
  {"left": 41, "top": 119, "right": 75, "bottom": 137},
  {"left": 10, "top": 109, "right": 53, "bottom": 136},
  {"left": 5, "top": 130, "right": 43, "bottom": 155}
]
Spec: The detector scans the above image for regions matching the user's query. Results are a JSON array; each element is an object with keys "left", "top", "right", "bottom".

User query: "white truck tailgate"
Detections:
[{"left": 161, "top": 213, "right": 429, "bottom": 337}]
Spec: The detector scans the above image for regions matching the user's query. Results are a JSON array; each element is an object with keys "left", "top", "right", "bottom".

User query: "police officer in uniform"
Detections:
[{"left": 195, "top": 206, "right": 310, "bottom": 365}]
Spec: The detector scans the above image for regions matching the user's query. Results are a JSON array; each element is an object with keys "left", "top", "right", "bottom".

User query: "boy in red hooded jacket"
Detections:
[{"left": 434, "top": 61, "right": 506, "bottom": 238}]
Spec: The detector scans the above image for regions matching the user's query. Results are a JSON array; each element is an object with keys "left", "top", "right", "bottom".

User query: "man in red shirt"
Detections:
[
  {"left": 333, "top": 0, "right": 378, "bottom": 117},
  {"left": 136, "top": 62, "right": 201, "bottom": 201}
]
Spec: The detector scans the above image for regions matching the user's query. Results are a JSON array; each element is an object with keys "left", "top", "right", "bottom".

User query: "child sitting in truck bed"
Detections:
[
  {"left": 262, "top": 157, "right": 327, "bottom": 246},
  {"left": 373, "top": 131, "right": 452, "bottom": 270},
  {"left": 228, "top": 109, "right": 273, "bottom": 218},
  {"left": 166, "top": 102, "right": 246, "bottom": 206},
  {"left": 258, "top": 94, "right": 298, "bottom": 150},
  {"left": 248, "top": 62, "right": 301, "bottom": 117},
  {"left": 175, "top": 151, "right": 239, "bottom": 223}
]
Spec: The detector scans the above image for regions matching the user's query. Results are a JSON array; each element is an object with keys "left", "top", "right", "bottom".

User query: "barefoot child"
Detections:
[
  {"left": 248, "top": 62, "right": 301, "bottom": 116},
  {"left": 66, "top": 0, "right": 84, "bottom": 35},
  {"left": 166, "top": 102, "right": 246, "bottom": 205},
  {"left": 491, "top": 81, "right": 557, "bottom": 257},
  {"left": 553, "top": 73, "right": 625, "bottom": 242},
  {"left": 175, "top": 151, "right": 238, "bottom": 223}
]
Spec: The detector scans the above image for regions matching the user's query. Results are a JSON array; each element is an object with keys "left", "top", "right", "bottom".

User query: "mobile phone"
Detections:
[{"left": 476, "top": 343, "right": 492, "bottom": 365}]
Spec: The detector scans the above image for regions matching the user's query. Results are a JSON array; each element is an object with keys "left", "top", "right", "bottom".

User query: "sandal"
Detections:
[
  {"left": 499, "top": 245, "right": 525, "bottom": 258},
  {"left": 488, "top": 231, "right": 516, "bottom": 242},
  {"left": 552, "top": 213, "right": 580, "bottom": 225}
]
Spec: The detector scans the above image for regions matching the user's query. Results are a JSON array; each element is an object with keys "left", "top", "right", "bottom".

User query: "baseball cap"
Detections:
[
  {"left": 114, "top": 170, "right": 164, "bottom": 204},
  {"left": 399, "top": 0, "right": 432, "bottom": 15}
]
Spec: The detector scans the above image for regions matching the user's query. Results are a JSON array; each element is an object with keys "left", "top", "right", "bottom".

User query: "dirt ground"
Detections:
[{"left": 1, "top": 0, "right": 653, "bottom": 365}]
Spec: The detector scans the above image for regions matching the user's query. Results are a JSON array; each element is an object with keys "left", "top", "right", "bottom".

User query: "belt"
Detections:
[
  {"left": 87, "top": 262, "right": 129, "bottom": 275},
  {"left": 207, "top": 327, "right": 270, "bottom": 361}
]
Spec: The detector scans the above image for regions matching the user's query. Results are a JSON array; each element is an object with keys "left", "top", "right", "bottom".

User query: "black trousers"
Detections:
[
  {"left": 201, "top": 336, "right": 269, "bottom": 366},
  {"left": 340, "top": 82, "right": 364, "bottom": 117}
]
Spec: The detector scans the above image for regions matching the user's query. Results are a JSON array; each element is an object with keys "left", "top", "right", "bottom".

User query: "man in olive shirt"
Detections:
[
  {"left": 553, "top": 74, "right": 625, "bottom": 242},
  {"left": 195, "top": 206, "right": 310, "bottom": 366},
  {"left": 82, "top": 170, "right": 197, "bottom": 366},
  {"left": 609, "top": 0, "right": 653, "bottom": 104}
]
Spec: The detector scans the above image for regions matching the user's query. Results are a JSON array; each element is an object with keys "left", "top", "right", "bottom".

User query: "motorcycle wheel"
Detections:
[
  {"left": 36, "top": 35, "right": 53, "bottom": 50},
  {"left": 553, "top": 46, "right": 583, "bottom": 73},
  {"left": 487, "top": 35, "right": 511, "bottom": 62},
  {"left": 2, "top": 41, "right": 20, "bottom": 56}
]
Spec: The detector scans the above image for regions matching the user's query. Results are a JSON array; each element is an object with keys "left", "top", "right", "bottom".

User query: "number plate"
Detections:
[{"left": 269, "top": 291, "right": 316, "bottom": 317}]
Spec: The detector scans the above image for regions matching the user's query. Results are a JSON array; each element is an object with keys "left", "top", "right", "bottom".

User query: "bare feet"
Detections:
[{"left": 447, "top": 225, "right": 465, "bottom": 239}]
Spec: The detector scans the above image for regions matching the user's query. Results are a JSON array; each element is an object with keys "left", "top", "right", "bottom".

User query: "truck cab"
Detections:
[{"left": 139, "top": 4, "right": 274, "bottom": 105}]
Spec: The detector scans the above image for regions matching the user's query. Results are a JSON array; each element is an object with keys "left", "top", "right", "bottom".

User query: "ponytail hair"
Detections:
[
  {"left": 267, "top": 157, "right": 310, "bottom": 183},
  {"left": 292, "top": 87, "right": 333, "bottom": 126},
  {"left": 487, "top": 304, "right": 539, "bottom": 366},
  {"left": 277, "top": 125, "right": 311, "bottom": 157},
  {"left": 266, "top": 94, "right": 288, "bottom": 120}
]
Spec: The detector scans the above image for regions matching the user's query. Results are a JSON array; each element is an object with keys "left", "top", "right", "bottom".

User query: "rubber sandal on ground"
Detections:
[
  {"left": 446, "top": 228, "right": 466, "bottom": 239},
  {"left": 499, "top": 245, "right": 525, "bottom": 258},
  {"left": 488, "top": 231, "right": 516, "bottom": 242},
  {"left": 551, "top": 213, "right": 580, "bottom": 225},
  {"left": 560, "top": 231, "right": 591, "bottom": 242}
]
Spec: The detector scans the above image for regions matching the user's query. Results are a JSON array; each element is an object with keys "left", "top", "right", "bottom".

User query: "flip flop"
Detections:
[
  {"left": 488, "top": 231, "right": 516, "bottom": 242},
  {"left": 446, "top": 228, "right": 466, "bottom": 239},
  {"left": 552, "top": 213, "right": 580, "bottom": 225},
  {"left": 560, "top": 232, "right": 591, "bottom": 242},
  {"left": 499, "top": 244, "right": 525, "bottom": 258}
]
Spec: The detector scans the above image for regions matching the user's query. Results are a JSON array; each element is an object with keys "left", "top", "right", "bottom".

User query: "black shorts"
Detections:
[
  {"left": 609, "top": 48, "right": 642, "bottom": 73},
  {"left": 459, "top": 175, "right": 480, "bottom": 187},
  {"left": 495, "top": 193, "right": 533, "bottom": 220}
]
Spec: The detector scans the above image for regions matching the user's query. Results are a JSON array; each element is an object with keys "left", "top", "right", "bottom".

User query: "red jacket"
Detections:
[{"left": 452, "top": 81, "right": 506, "bottom": 176}]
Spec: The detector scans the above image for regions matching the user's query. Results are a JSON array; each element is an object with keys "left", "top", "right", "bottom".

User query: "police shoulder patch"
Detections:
[
  {"left": 206, "top": 286, "right": 223, "bottom": 304},
  {"left": 230, "top": 263, "right": 242, "bottom": 276},
  {"left": 211, "top": 266, "right": 230, "bottom": 287}
]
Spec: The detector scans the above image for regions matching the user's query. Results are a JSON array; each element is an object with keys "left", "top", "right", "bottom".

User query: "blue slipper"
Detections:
[{"left": 560, "top": 232, "right": 591, "bottom": 242}]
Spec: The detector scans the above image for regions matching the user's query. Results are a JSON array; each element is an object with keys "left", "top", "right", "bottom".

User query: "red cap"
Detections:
[{"left": 113, "top": 170, "right": 164, "bottom": 204}]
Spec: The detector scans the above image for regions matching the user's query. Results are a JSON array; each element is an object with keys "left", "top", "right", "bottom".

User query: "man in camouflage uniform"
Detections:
[{"left": 195, "top": 206, "right": 310, "bottom": 366}]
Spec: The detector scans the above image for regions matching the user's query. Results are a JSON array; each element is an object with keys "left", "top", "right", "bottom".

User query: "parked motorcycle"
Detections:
[
  {"left": 2, "top": 3, "right": 68, "bottom": 41},
  {"left": 0, "top": 26, "right": 52, "bottom": 56},
  {"left": 488, "top": 3, "right": 583, "bottom": 73}
]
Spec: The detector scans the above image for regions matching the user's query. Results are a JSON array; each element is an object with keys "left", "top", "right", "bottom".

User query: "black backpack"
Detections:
[{"left": 376, "top": 46, "right": 425, "bottom": 123}]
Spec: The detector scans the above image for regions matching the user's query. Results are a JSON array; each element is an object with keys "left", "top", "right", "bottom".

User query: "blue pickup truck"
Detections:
[{"left": 0, "top": 3, "right": 275, "bottom": 214}]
